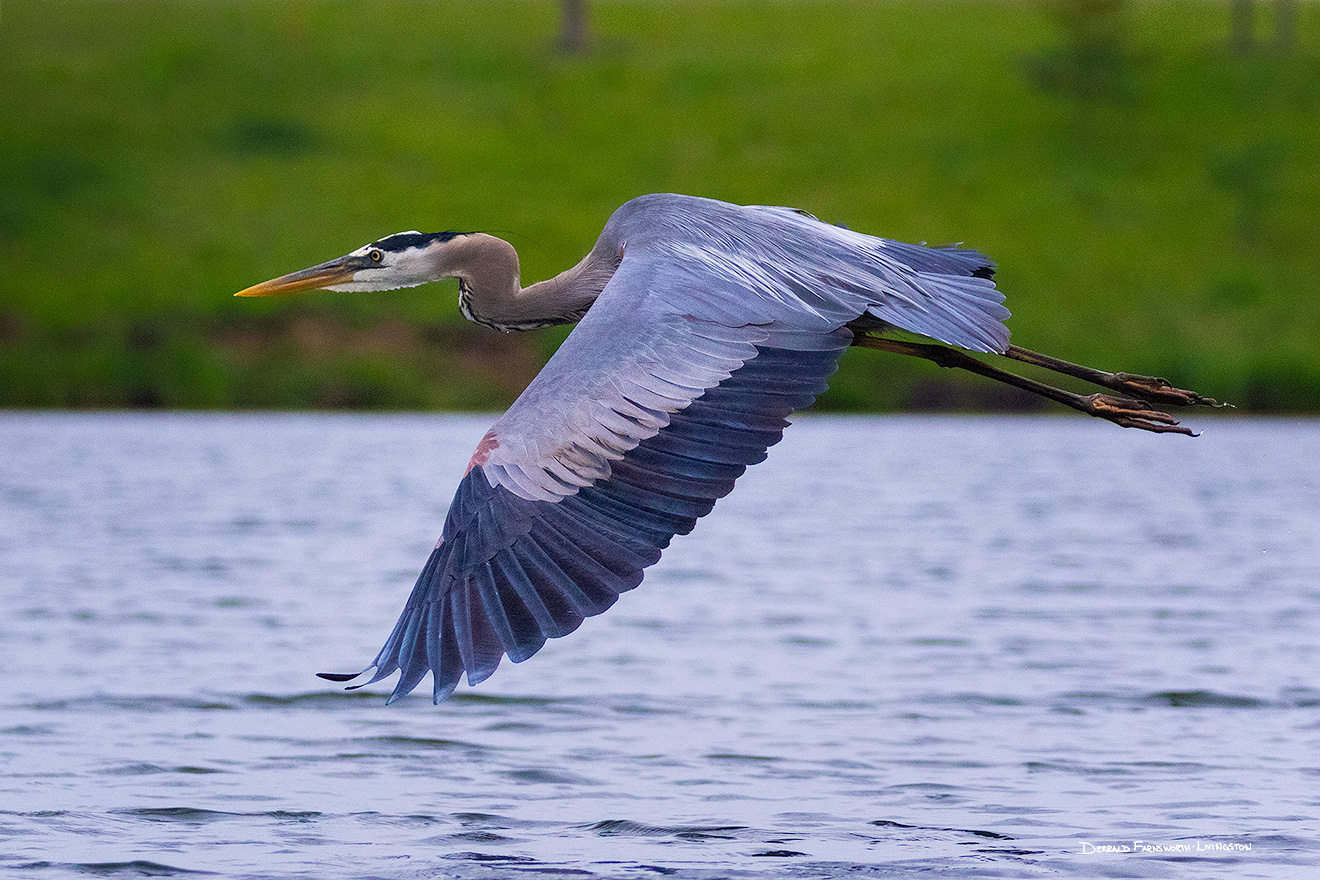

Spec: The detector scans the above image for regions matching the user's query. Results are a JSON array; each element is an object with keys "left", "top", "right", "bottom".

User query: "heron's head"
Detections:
[{"left": 235, "top": 231, "right": 468, "bottom": 296}]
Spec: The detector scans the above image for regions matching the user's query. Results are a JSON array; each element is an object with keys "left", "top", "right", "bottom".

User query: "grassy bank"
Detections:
[{"left": 2, "top": 1, "right": 1318, "bottom": 411}]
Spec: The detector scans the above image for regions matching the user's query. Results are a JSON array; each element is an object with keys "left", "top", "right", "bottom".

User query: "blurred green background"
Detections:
[{"left": 2, "top": 0, "right": 1317, "bottom": 412}]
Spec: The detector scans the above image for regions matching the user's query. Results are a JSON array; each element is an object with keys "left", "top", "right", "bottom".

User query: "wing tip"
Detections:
[{"left": 317, "top": 666, "right": 380, "bottom": 691}]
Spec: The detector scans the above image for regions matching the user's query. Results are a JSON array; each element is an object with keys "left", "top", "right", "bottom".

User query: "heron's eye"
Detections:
[{"left": 369, "top": 249, "right": 384, "bottom": 263}]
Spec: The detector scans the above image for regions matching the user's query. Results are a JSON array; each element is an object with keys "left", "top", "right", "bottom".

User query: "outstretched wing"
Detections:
[
  {"left": 328, "top": 197, "right": 1011, "bottom": 702},
  {"left": 329, "top": 255, "right": 849, "bottom": 702}
]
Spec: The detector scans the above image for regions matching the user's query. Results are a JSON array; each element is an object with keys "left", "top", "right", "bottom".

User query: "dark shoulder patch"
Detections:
[
  {"left": 373, "top": 231, "right": 465, "bottom": 252},
  {"left": 971, "top": 264, "right": 996, "bottom": 280}
]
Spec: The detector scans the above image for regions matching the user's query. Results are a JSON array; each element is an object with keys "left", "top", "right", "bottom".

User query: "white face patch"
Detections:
[{"left": 324, "top": 232, "right": 450, "bottom": 293}]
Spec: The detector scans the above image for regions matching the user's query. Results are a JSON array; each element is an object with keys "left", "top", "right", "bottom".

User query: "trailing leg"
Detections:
[
  {"left": 1002, "top": 345, "right": 1223, "bottom": 409},
  {"left": 851, "top": 335, "right": 1219, "bottom": 436}
]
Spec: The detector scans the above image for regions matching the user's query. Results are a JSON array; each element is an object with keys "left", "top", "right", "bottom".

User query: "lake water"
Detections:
[{"left": 0, "top": 412, "right": 1316, "bottom": 879}]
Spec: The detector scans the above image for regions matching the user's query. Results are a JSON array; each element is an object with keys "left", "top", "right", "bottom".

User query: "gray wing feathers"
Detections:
[
  {"left": 605, "top": 194, "right": 1011, "bottom": 353},
  {"left": 483, "top": 257, "right": 767, "bottom": 501},
  {"left": 348, "top": 334, "right": 848, "bottom": 703}
]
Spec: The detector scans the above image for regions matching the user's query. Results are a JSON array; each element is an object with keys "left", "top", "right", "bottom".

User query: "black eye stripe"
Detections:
[{"left": 370, "top": 231, "right": 465, "bottom": 252}]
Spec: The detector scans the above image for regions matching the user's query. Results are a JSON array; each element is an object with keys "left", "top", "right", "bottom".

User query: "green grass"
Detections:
[{"left": 3, "top": 0, "right": 1319, "bottom": 411}]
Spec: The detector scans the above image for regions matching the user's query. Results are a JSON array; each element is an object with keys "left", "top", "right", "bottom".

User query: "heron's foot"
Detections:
[
  {"left": 1082, "top": 393, "right": 1197, "bottom": 435},
  {"left": 1108, "top": 373, "right": 1227, "bottom": 409}
]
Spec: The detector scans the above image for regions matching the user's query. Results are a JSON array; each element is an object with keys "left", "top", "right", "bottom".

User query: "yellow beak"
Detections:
[{"left": 234, "top": 258, "right": 358, "bottom": 297}]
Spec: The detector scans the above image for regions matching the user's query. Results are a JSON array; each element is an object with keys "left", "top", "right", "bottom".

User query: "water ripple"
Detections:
[
  {"left": 585, "top": 820, "right": 748, "bottom": 840},
  {"left": 7, "top": 861, "right": 216, "bottom": 876}
]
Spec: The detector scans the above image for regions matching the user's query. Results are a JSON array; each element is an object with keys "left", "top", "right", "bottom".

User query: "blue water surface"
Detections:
[{"left": 0, "top": 412, "right": 1316, "bottom": 878}]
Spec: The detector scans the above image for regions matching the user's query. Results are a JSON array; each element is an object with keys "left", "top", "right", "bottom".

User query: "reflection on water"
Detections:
[{"left": 0, "top": 412, "right": 1316, "bottom": 879}]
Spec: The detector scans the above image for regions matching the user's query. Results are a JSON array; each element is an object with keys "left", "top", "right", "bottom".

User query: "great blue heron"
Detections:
[{"left": 237, "top": 193, "right": 1218, "bottom": 703}]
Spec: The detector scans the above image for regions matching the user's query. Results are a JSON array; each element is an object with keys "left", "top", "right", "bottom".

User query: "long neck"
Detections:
[{"left": 443, "top": 233, "right": 617, "bottom": 332}]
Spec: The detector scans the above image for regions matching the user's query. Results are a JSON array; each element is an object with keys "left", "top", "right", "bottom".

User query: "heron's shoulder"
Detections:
[
  {"left": 614, "top": 192, "right": 723, "bottom": 216},
  {"left": 605, "top": 193, "right": 738, "bottom": 235},
  {"left": 604, "top": 195, "right": 802, "bottom": 258}
]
